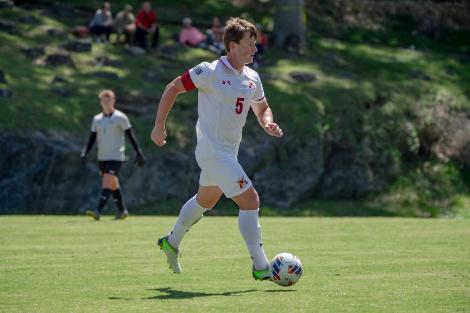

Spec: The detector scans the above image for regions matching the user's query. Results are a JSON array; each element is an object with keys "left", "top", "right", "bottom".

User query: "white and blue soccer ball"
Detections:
[{"left": 271, "top": 252, "right": 303, "bottom": 286}]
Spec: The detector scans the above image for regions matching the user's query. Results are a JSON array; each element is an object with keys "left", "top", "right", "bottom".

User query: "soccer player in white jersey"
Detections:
[
  {"left": 81, "top": 89, "right": 146, "bottom": 220},
  {"left": 151, "top": 17, "right": 283, "bottom": 281}
]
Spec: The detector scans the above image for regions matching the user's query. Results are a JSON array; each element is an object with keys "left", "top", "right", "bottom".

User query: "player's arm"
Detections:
[
  {"left": 251, "top": 100, "right": 283, "bottom": 138},
  {"left": 151, "top": 76, "right": 188, "bottom": 146},
  {"left": 81, "top": 131, "right": 97, "bottom": 159},
  {"left": 125, "top": 128, "right": 145, "bottom": 166}
]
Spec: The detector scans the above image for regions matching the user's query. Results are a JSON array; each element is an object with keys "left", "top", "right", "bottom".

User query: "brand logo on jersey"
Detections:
[
  {"left": 237, "top": 177, "right": 248, "bottom": 189},
  {"left": 241, "top": 80, "right": 255, "bottom": 89},
  {"left": 194, "top": 66, "right": 203, "bottom": 75},
  {"left": 222, "top": 80, "right": 231, "bottom": 85}
]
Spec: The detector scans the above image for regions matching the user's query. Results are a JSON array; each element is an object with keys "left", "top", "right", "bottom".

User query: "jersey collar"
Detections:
[{"left": 219, "top": 56, "right": 246, "bottom": 76}]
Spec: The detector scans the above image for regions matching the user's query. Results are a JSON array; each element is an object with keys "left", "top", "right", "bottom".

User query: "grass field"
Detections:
[{"left": 1, "top": 216, "right": 469, "bottom": 313}]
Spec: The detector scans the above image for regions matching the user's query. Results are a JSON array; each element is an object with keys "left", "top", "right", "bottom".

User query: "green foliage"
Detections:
[
  {"left": 1, "top": 216, "right": 469, "bottom": 313},
  {"left": 1, "top": 2, "right": 469, "bottom": 217},
  {"left": 374, "top": 162, "right": 470, "bottom": 217}
]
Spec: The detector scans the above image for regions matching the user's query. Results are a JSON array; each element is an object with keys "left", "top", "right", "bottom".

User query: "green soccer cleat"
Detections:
[
  {"left": 252, "top": 265, "right": 272, "bottom": 281},
  {"left": 86, "top": 209, "right": 100, "bottom": 221},
  {"left": 157, "top": 235, "right": 182, "bottom": 274}
]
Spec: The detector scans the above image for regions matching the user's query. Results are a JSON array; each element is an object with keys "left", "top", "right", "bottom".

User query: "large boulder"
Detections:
[
  {"left": 21, "top": 46, "right": 45, "bottom": 58},
  {"left": 250, "top": 137, "right": 324, "bottom": 208},
  {"left": 45, "top": 52, "right": 74, "bottom": 67},
  {"left": 62, "top": 40, "right": 92, "bottom": 53},
  {"left": 0, "top": 131, "right": 199, "bottom": 214},
  {"left": 0, "top": 0, "right": 14, "bottom": 9},
  {"left": 0, "top": 69, "right": 6, "bottom": 83},
  {"left": 0, "top": 19, "right": 17, "bottom": 34}
]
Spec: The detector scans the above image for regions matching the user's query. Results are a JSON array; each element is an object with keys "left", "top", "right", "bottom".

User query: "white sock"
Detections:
[
  {"left": 168, "top": 195, "right": 208, "bottom": 248},
  {"left": 238, "top": 209, "right": 270, "bottom": 270}
]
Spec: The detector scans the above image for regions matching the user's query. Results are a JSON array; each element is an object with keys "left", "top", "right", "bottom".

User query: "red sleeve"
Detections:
[
  {"left": 180, "top": 70, "right": 196, "bottom": 92},
  {"left": 135, "top": 10, "right": 144, "bottom": 26}
]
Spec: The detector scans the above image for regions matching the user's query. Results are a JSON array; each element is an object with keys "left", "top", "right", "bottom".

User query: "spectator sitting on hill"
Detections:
[
  {"left": 253, "top": 24, "right": 267, "bottom": 68},
  {"left": 135, "top": 1, "right": 159, "bottom": 50},
  {"left": 114, "top": 4, "right": 136, "bottom": 44},
  {"left": 206, "top": 16, "right": 225, "bottom": 55},
  {"left": 179, "top": 17, "right": 207, "bottom": 48},
  {"left": 89, "top": 2, "right": 113, "bottom": 42}
]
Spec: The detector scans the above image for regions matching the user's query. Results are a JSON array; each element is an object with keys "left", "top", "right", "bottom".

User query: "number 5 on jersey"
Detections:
[{"left": 235, "top": 97, "right": 244, "bottom": 114}]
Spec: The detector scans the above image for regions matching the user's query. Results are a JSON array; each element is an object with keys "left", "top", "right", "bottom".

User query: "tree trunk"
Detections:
[{"left": 273, "top": 0, "right": 307, "bottom": 54}]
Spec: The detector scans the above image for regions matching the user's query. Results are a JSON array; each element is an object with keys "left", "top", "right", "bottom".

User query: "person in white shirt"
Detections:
[
  {"left": 81, "top": 89, "right": 145, "bottom": 220},
  {"left": 151, "top": 17, "right": 283, "bottom": 281}
]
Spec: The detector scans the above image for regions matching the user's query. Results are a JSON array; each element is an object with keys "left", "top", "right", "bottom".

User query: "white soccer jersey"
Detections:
[
  {"left": 91, "top": 109, "right": 131, "bottom": 161},
  {"left": 182, "top": 56, "right": 266, "bottom": 158}
]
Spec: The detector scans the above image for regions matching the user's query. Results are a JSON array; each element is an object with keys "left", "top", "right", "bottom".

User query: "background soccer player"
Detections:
[
  {"left": 81, "top": 89, "right": 146, "bottom": 220},
  {"left": 151, "top": 17, "right": 283, "bottom": 281}
]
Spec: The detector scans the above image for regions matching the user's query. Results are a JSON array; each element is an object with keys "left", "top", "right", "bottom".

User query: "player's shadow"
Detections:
[{"left": 143, "top": 287, "right": 257, "bottom": 300}]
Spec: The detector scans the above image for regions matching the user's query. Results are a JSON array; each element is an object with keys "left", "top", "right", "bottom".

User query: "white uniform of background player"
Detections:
[{"left": 151, "top": 17, "right": 283, "bottom": 278}]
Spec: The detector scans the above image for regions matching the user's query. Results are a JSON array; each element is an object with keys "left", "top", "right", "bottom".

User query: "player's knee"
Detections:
[
  {"left": 242, "top": 188, "right": 260, "bottom": 209},
  {"left": 196, "top": 196, "right": 216, "bottom": 210}
]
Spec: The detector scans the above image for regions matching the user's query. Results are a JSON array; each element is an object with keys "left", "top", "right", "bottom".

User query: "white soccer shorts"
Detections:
[{"left": 196, "top": 156, "right": 253, "bottom": 198}]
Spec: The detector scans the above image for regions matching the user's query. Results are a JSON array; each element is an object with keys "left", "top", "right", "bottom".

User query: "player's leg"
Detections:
[
  {"left": 106, "top": 162, "right": 128, "bottom": 219},
  {"left": 166, "top": 185, "right": 222, "bottom": 249},
  {"left": 111, "top": 177, "right": 129, "bottom": 219},
  {"left": 158, "top": 185, "right": 222, "bottom": 273},
  {"left": 86, "top": 162, "right": 113, "bottom": 220},
  {"left": 232, "top": 187, "right": 271, "bottom": 280}
]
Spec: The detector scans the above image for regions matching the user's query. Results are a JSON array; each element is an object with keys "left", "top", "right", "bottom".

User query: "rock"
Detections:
[
  {"left": 0, "top": 88, "right": 12, "bottom": 98},
  {"left": 410, "top": 70, "right": 432, "bottom": 81},
  {"left": 0, "top": 19, "right": 17, "bottom": 34},
  {"left": 47, "top": 28, "right": 67, "bottom": 38},
  {"left": 124, "top": 45, "right": 146, "bottom": 55},
  {"left": 289, "top": 71, "right": 317, "bottom": 82},
  {"left": 248, "top": 137, "right": 324, "bottom": 208},
  {"left": 21, "top": 46, "right": 45, "bottom": 58},
  {"left": 51, "top": 76, "right": 67, "bottom": 84},
  {"left": 431, "top": 112, "right": 470, "bottom": 166},
  {"left": 0, "top": 70, "right": 6, "bottom": 83},
  {"left": 95, "top": 56, "right": 123, "bottom": 68},
  {"left": 51, "top": 87, "right": 72, "bottom": 97},
  {"left": 62, "top": 40, "right": 92, "bottom": 52},
  {"left": 94, "top": 71, "right": 119, "bottom": 80},
  {"left": 18, "top": 15, "right": 41, "bottom": 25},
  {"left": 0, "top": 130, "right": 199, "bottom": 214},
  {"left": 45, "top": 52, "right": 74, "bottom": 67},
  {"left": 0, "top": 0, "right": 14, "bottom": 9}
]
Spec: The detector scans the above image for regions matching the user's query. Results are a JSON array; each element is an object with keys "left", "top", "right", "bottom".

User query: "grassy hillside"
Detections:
[
  {"left": 1, "top": 216, "right": 469, "bottom": 313},
  {"left": 0, "top": 1, "right": 469, "bottom": 217}
]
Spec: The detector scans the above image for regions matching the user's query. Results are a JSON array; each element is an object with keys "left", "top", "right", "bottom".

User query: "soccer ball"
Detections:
[{"left": 271, "top": 252, "right": 303, "bottom": 286}]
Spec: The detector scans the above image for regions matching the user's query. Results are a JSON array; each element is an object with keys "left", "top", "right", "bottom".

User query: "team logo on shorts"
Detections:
[{"left": 237, "top": 177, "right": 248, "bottom": 189}]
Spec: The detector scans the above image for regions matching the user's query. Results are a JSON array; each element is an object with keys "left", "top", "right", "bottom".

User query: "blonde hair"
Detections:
[
  {"left": 98, "top": 89, "right": 115, "bottom": 99},
  {"left": 223, "top": 17, "right": 257, "bottom": 52}
]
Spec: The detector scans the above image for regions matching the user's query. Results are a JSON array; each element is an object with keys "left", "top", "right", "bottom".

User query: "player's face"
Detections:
[
  {"left": 233, "top": 33, "right": 257, "bottom": 65},
  {"left": 100, "top": 95, "right": 115, "bottom": 114}
]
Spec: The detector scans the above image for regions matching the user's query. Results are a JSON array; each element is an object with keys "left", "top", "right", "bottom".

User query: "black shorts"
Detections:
[{"left": 98, "top": 161, "right": 122, "bottom": 176}]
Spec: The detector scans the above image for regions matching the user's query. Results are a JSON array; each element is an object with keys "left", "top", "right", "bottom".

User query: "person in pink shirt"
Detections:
[{"left": 179, "top": 17, "right": 207, "bottom": 47}]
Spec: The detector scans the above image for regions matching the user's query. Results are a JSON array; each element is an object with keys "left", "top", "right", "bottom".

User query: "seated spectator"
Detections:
[
  {"left": 114, "top": 4, "right": 136, "bottom": 44},
  {"left": 89, "top": 2, "right": 113, "bottom": 42},
  {"left": 206, "top": 16, "right": 225, "bottom": 55},
  {"left": 179, "top": 17, "right": 207, "bottom": 48},
  {"left": 135, "top": 1, "right": 159, "bottom": 50},
  {"left": 253, "top": 24, "right": 267, "bottom": 68}
]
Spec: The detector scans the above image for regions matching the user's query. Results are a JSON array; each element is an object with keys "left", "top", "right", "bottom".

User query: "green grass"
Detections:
[{"left": 1, "top": 216, "right": 469, "bottom": 313}]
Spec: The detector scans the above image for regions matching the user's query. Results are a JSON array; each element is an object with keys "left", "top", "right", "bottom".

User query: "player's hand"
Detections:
[
  {"left": 135, "top": 153, "right": 146, "bottom": 167},
  {"left": 151, "top": 125, "right": 167, "bottom": 146},
  {"left": 263, "top": 122, "right": 283, "bottom": 138},
  {"left": 80, "top": 149, "right": 87, "bottom": 163}
]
